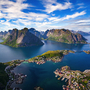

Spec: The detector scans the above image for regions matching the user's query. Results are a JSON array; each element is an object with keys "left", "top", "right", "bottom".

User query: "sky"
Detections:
[{"left": 0, "top": 0, "right": 90, "bottom": 32}]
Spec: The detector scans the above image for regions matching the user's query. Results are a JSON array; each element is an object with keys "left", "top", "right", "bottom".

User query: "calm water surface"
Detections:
[
  {"left": 0, "top": 36, "right": 90, "bottom": 62},
  {"left": 11, "top": 52, "right": 90, "bottom": 90},
  {"left": 0, "top": 36, "right": 90, "bottom": 90}
]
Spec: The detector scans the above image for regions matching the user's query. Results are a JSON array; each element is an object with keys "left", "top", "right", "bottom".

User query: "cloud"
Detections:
[
  {"left": 77, "top": 19, "right": 90, "bottom": 23},
  {"left": 58, "top": 18, "right": 90, "bottom": 32},
  {"left": 61, "top": 11, "right": 86, "bottom": 20},
  {"left": 0, "top": 0, "right": 48, "bottom": 21},
  {"left": 0, "top": 0, "right": 49, "bottom": 30},
  {"left": 77, "top": 3, "right": 86, "bottom": 10},
  {"left": 48, "top": 11, "right": 86, "bottom": 22},
  {"left": 77, "top": 3, "right": 84, "bottom": 6},
  {"left": 77, "top": 6, "right": 85, "bottom": 10},
  {"left": 0, "top": 0, "right": 88, "bottom": 32},
  {"left": 42, "top": 0, "right": 72, "bottom": 13}
]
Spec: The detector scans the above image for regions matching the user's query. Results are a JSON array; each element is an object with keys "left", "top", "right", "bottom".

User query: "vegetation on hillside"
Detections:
[
  {"left": 28, "top": 50, "right": 75, "bottom": 63},
  {"left": 45, "top": 29, "right": 87, "bottom": 44}
]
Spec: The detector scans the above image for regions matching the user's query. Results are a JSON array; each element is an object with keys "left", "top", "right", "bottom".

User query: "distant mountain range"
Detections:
[
  {"left": 0, "top": 28, "right": 88, "bottom": 47},
  {"left": 71, "top": 30, "right": 90, "bottom": 36}
]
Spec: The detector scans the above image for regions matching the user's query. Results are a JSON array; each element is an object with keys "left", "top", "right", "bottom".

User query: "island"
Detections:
[
  {"left": 0, "top": 28, "right": 44, "bottom": 47},
  {"left": 54, "top": 66, "right": 90, "bottom": 90},
  {"left": 43, "top": 29, "right": 87, "bottom": 44}
]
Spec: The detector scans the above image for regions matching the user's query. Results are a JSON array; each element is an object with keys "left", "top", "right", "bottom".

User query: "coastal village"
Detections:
[
  {"left": 54, "top": 66, "right": 90, "bottom": 90},
  {"left": 27, "top": 50, "right": 75, "bottom": 65}
]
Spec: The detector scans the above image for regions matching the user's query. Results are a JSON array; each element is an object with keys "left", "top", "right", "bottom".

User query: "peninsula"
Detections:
[
  {"left": 54, "top": 66, "right": 90, "bottom": 90},
  {"left": 27, "top": 50, "right": 75, "bottom": 64}
]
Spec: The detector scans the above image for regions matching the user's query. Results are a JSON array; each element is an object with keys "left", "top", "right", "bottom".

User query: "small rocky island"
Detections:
[
  {"left": 54, "top": 66, "right": 90, "bottom": 90},
  {"left": 43, "top": 29, "right": 87, "bottom": 44},
  {"left": 0, "top": 28, "right": 44, "bottom": 47}
]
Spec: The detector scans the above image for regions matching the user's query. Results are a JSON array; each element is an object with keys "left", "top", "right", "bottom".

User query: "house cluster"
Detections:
[
  {"left": 54, "top": 66, "right": 90, "bottom": 90},
  {"left": 35, "top": 60, "right": 45, "bottom": 65},
  {"left": 28, "top": 57, "right": 46, "bottom": 65}
]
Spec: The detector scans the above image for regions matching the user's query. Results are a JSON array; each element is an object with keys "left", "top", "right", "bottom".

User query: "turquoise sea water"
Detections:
[
  {"left": 0, "top": 36, "right": 90, "bottom": 90},
  {"left": 11, "top": 52, "right": 90, "bottom": 90}
]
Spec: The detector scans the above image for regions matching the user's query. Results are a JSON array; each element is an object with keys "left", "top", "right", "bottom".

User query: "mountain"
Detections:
[
  {"left": 71, "top": 30, "right": 90, "bottom": 36},
  {"left": 28, "top": 28, "right": 43, "bottom": 39},
  {"left": 44, "top": 29, "right": 87, "bottom": 44},
  {"left": 0, "top": 31, "right": 8, "bottom": 38},
  {"left": 43, "top": 30, "right": 49, "bottom": 39},
  {"left": 77, "top": 31, "right": 90, "bottom": 36},
  {"left": 40, "top": 31, "right": 45, "bottom": 35},
  {"left": 1, "top": 28, "right": 44, "bottom": 47},
  {"left": 3, "top": 30, "right": 13, "bottom": 39}
]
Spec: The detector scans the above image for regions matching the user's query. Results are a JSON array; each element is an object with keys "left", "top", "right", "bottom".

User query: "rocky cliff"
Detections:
[
  {"left": 44, "top": 29, "right": 87, "bottom": 44},
  {"left": 1, "top": 28, "right": 44, "bottom": 47}
]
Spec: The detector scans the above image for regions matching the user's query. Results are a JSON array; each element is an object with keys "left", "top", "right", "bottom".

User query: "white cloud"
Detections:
[
  {"left": 0, "top": 0, "right": 49, "bottom": 31},
  {"left": 77, "top": 3, "right": 86, "bottom": 10},
  {"left": 0, "top": 20, "right": 5, "bottom": 23},
  {"left": 77, "top": 6, "right": 85, "bottom": 10},
  {"left": 62, "top": 11, "right": 86, "bottom": 20},
  {"left": 77, "top": 3, "right": 84, "bottom": 6},
  {"left": 48, "top": 11, "right": 86, "bottom": 22},
  {"left": 0, "top": 0, "right": 48, "bottom": 21},
  {"left": 42, "top": 0, "right": 72, "bottom": 13},
  {"left": 77, "top": 19, "right": 90, "bottom": 23},
  {"left": 0, "top": 0, "right": 88, "bottom": 32}
]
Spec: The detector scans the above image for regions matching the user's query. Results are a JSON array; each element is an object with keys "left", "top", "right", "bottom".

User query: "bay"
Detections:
[
  {"left": 0, "top": 36, "right": 90, "bottom": 62},
  {"left": 0, "top": 36, "right": 90, "bottom": 90}
]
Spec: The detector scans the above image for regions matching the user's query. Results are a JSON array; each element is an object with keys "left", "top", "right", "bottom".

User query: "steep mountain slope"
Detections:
[
  {"left": 3, "top": 30, "right": 12, "bottom": 39},
  {"left": 43, "top": 30, "right": 49, "bottom": 39},
  {"left": 1, "top": 28, "right": 44, "bottom": 47},
  {"left": 28, "top": 28, "right": 43, "bottom": 39},
  {"left": 44, "top": 29, "right": 87, "bottom": 44}
]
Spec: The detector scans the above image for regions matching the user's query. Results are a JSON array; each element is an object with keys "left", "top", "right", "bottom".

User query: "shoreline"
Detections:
[
  {"left": 4, "top": 60, "right": 27, "bottom": 90},
  {"left": 1, "top": 50, "right": 90, "bottom": 90},
  {"left": 54, "top": 66, "right": 90, "bottom": 90}
]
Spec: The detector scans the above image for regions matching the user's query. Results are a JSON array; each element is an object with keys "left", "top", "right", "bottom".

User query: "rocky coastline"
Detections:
[
  {"left": 54, "top": 66, "right": 90, "bottom": 90},
  {"left": 4, "top": 60, "right": 27, "bottom": 90}
]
